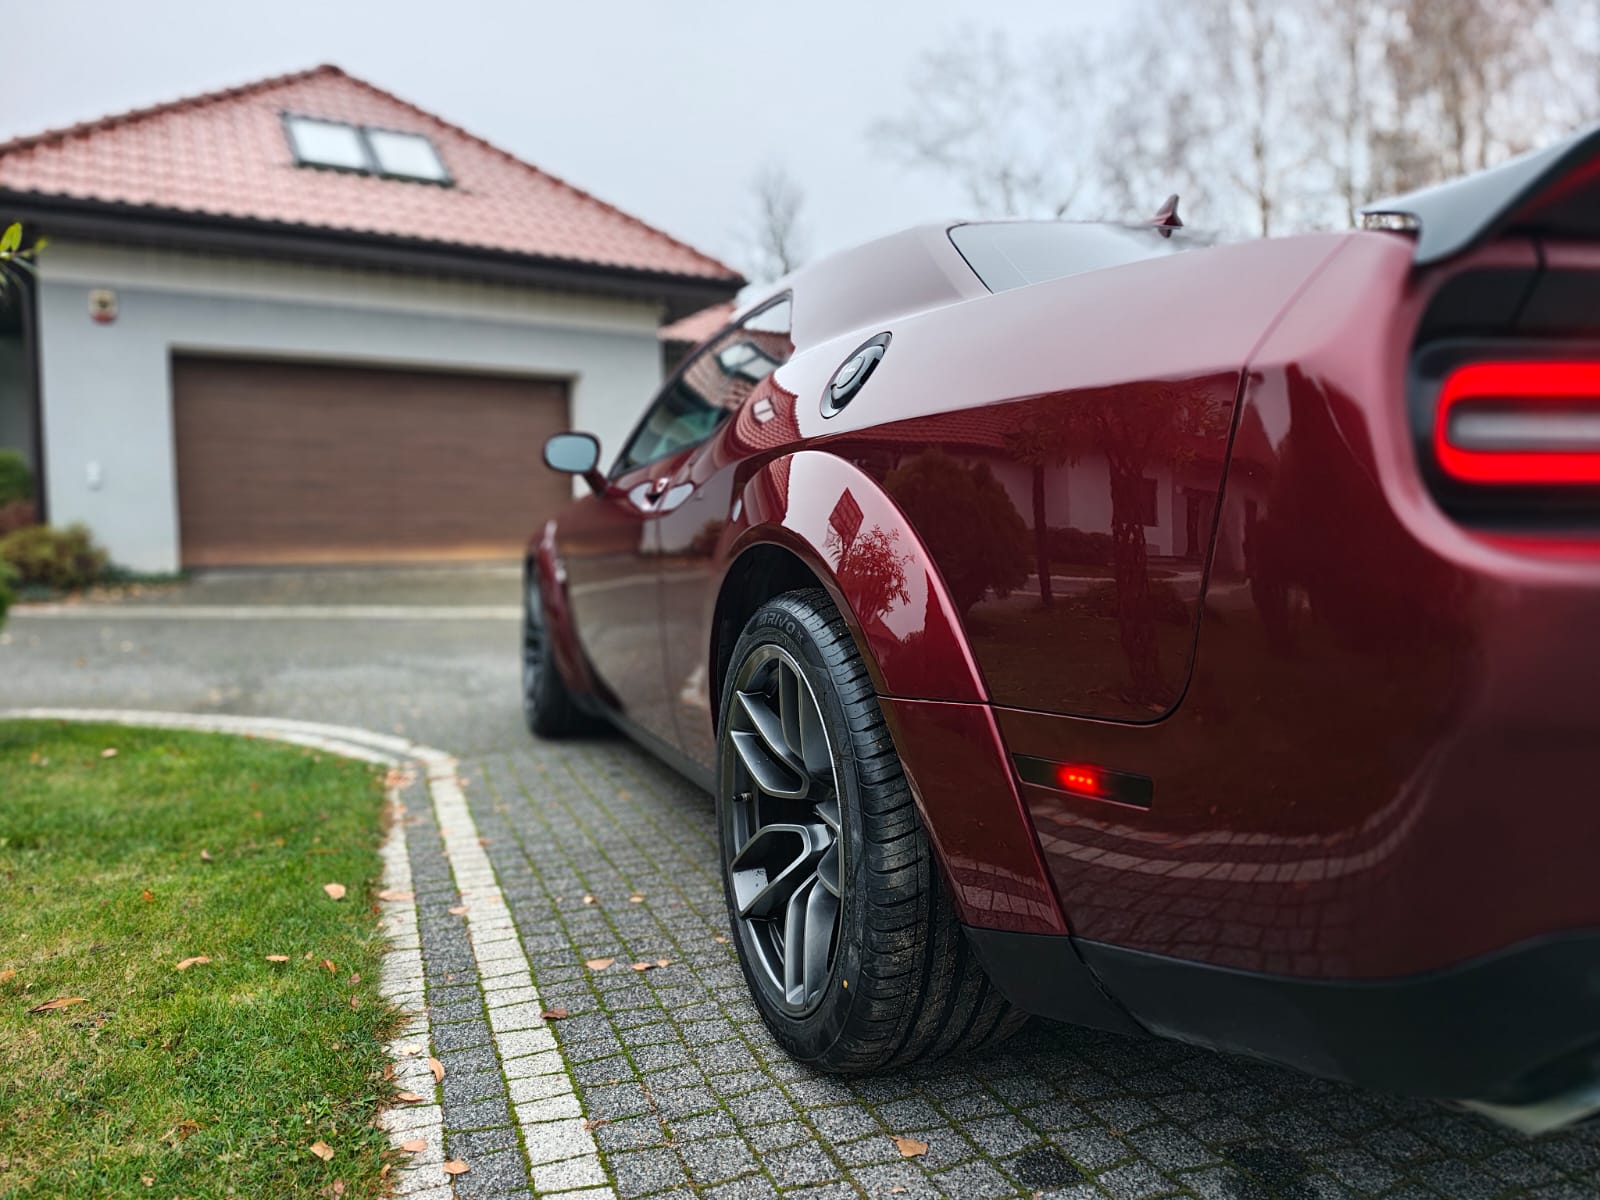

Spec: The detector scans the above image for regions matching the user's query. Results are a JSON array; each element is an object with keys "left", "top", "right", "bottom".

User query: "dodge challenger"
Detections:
[{"left": 524, "top": 125, "right": 1600, "bottom": 1134}]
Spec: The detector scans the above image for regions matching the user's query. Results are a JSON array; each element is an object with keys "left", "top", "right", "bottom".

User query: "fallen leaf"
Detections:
[
  {"left": 582, "top": 1117, "right": 610, "bottom": 1132},
  {"left": 585, "top": 957, "right": 615, "bottom": 971},
  {"left": 628, "top": 893, "right": 644, "bottom": 904},
  {"left": 442, "top": 1161, "right": 470, "bottom": 1176},
  {"left": 330, "top": 1182, "right": 346, "bottom": 1198},
  {"left": 541, "top": 1007, "right": 569, "bottom": 1020},
  {"left": 401, "top": 1138, "right": 426, "bottom": 1153},
  {"left": 395, "top": 1091, "right": 425, "bottom": 1103},
  {"left": 631, "top": 962, "right": 657, "bottom": 972},
  {"left": 398, "top": 1043, "right": 423, "bottom": 1056},
  {"left": 101, "top": 747, "right": 118, "bottom": 758},
  {"left": 199, "top": 849, "right": 213, "bottom": 863},
  {"left": 448, "top": 905, "right": 467, "bottom": 916},
  {"left": 891, "top": 1135, "right": 929, "bottom": 1159},
  {"left": 266, "top": 955, "right": 290, "bottom": 963},
  {"left": 169, "top": 1120, "right": 200, "bottom": 1142},
  {"left": 349, "top": 995, "right": 360, "bottom": 1010},
  {"left": 309, "top": 1140, "right": 334, "bottom": 1161},
  {"left": 582, "top": 894, "right": 596, "bottom": 905},
  {"left": 0, "top": 969, "right": 15, "bottom": 985},
  {"left": 29, "top": 996, "right": 87, "bottom": 1013},
  {"left": 322, "top": 882, "right": 346, "bottom": 900},
  {"left": 140, "top": 890, "right": 154, "bottom": 903},
  {"left": 655, "top": 958, "right": 671, "bottom": 968},
  {"left": 713, "top": 935, "right": 730, "bottom": 944},
  {"left": 428, "top": 1056, "right": 445, "bottom": 1083},
  {"left": 379, "top": 1164, "right": 391, "bottom": 1179},
  {"left": 320, "top": 959, "right": 337, "bottom": 974},
  {"left": 141, "top": 1176, "right": 154, "bottom": 1188},
  {"left": 891, "top": 1188, "right": 907, "bottom": 1194},
  {"left": 376, "top": 889, "right": 413, "bottom": 902},
  {"left": 174, "top": 956, "right": 211, "bottom": 971},
  {"left": 348, "top": 973, "right": 360, "bottom": 984}
]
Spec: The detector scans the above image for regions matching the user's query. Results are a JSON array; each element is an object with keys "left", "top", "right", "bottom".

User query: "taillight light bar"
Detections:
[{"left": 1435, "top": 361, "right": 1600, "bottom": 485}]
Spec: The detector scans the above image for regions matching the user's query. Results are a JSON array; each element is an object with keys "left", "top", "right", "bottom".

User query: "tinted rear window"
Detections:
[{"left": 949, "top": 221, "right": 1204, "bottom": 292}]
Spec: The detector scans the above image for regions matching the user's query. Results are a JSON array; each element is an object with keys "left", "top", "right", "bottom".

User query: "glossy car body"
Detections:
[{"left": 531, "top": 127, "right": 1600, "bottom": 1130}]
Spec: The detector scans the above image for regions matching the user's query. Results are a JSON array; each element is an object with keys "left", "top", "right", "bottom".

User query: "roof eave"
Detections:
[{"left": 0, "top": 190, "right": 745, "bottom": 320}]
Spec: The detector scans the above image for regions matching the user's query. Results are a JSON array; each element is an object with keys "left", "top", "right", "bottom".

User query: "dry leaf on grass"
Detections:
[
  {"left": 395, "top": 1090, "right": 425, "bottom": 1103},
  {"left": 329, "top": 1181, "right": 347, "bottom": 1198},
  {"left": 140, "top": 890, "right": 154, "bottom": 903},
  {"left": 0, "top": 969, "right": 16, "bottom": 985},
  {"left": 349, "top": 995, "right": 361, "bottom": 1010},
  {"left": 891, "top": 1135, "right": 929, "bottom": 1159},
  {"left": 174, "top": 956, "right": 211, "bottom": 971},
  {"left": 448, "top": 905, "right": 467, "bottom": 916},
  {"left": 401, "top": 1138, "right": 426, "bottom": 1153},
  {"left": 309, "top": 1140, "right": 335, "bottom": 1161},
  {"left": 100, "top": 747, "right": 118, "bottom": 758},
  {"left": 265, "top": 955, "right": 289, "bottom": 963},
  {"left": 199, "top": 849, "right": 213, "bottom": 863},
  {"left": 29, "top": 996, "right": 87, "bottom": 1013},
  {"left": 585, "top": 957, "right": 615, "bottom": 971},
  {"left": 540, "top": 1007, "right": 569, "bottom": 1020},
  {"left": 322, "top": 882, "right": 346, "bottom": 900},
  {"left": 376, "top": 889, "right": 413, "bottom": 902},
  {"left": 428, "top": 1057, "right": 445, "bottom": 1083},
  {"left": 141, "top": 1176, "right": 154, "bottom": 1187},
  {"left": 442, "top": 1161, "right": 470, "bottom": 1176},
  {"left": 320, "top": 959, "right": 337, "bottom": 974},
  {"left": 379, "top": 1164, "right": 391, "bottom": 1180}
]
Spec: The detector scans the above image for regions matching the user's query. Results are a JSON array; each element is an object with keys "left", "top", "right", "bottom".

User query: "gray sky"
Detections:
[{"left": 0, "top": 0, "right": 1110, "bottom": 275}]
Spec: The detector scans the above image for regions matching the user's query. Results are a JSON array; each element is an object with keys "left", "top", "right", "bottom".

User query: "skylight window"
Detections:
[
  {"left": 285, "top": 116, "right": 370, "bottom": 171},
  {"left": 365, "top": 129, "right": 449, "bottom": 182},
  {"left": 283, "top": 115, "right": 451, "bottom": 184}
]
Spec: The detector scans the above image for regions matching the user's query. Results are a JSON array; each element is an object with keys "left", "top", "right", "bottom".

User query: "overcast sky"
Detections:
[{"left": 0, "top": 0, "right": 1111, "bottom": 276}]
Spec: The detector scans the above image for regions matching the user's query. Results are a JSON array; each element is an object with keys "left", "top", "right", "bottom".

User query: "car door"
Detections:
[{"left": 653, "top": 298, "right": 795, "bottom": 773}]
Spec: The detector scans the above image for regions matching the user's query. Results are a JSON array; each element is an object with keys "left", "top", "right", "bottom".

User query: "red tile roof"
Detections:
[
  {"left": 0, "top": 65, "right": 739, "bottom": 282},
  {"left": 659, "top": 302, "right": 736, "bottom": 345}
]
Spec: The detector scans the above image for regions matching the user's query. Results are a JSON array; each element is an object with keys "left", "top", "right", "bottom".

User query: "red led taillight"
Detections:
[
  {"left": 1435, "top": 361, "right": 1600, "bottom": 485},
  {"left": 1055, "top": 764, "right": 1107, "bottom": 797}
]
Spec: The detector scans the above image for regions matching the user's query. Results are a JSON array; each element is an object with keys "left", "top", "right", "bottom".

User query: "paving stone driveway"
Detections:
[{"left": 5, "top": 567, "right": 1600, "bottom": 1200}]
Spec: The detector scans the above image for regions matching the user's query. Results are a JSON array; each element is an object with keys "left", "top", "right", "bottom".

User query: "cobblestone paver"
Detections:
[{"left": 8, "top": 578, "right": 1600, "bottom": 1199}]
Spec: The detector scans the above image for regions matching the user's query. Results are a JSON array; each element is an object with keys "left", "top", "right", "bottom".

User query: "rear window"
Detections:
[{"left": 949, "top": 221, "right": 1206, "bottom": 292}]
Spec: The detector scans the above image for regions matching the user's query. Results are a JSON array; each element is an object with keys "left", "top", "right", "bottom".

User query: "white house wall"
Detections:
[{"left": 35, "top": 240, "right": 665, "bottom": 572}]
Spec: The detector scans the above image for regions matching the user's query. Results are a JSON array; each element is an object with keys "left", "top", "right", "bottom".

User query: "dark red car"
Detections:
[{"left": 525, "top": 126, "right": 1600, "bottom": 1133}]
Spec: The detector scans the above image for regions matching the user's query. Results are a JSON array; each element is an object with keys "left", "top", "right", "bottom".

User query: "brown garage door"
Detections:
[{"left": 173, "top": 356, "right": 571, "bottom": 566}]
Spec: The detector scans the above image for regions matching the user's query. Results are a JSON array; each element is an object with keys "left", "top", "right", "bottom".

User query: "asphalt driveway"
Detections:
[{"left": 5, "top": 566, "right": 1599, "bottom": 1200}]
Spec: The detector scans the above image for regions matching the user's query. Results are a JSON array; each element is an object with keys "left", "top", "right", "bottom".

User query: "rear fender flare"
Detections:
[{"left": 720, "top": 450, "right": 987, "bottom": 704}]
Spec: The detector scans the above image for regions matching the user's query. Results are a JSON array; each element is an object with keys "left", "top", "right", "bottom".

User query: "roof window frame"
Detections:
[{"left": 281, "top": 112, "right": 454, "bottom": 187}]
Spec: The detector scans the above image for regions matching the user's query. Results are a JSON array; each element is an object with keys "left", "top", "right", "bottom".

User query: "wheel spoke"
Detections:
[
  {"left": 734, "top": 689, "right": 809, "bottom": 798},
  {"left": 778, "top": 663, "right": 804, "bottom": 761},
  {"left": 798, "top": 878, "right": 839, "bottom": 1002},
  {"left": 816, "top": 840, "right": 841, "bottom": 897},
  {"left": 729, "top": 823, "right": 830, "bottom": 920}
]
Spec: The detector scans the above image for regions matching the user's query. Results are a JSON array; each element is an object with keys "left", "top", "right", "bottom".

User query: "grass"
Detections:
[{"left": 0, "top": 720, "right": 404, "bottom": 1199}]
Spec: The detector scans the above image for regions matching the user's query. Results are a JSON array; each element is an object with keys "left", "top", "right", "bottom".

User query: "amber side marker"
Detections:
[{"left": 1012, "top": 754, "right": 1154, "bottom": 809}]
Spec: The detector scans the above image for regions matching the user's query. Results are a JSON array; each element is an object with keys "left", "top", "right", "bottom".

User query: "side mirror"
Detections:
[{"left": 543, "top": 432, "right": 604, "bottom": 491}]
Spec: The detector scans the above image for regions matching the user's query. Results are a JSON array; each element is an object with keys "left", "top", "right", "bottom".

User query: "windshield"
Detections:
[{"left": 949, "top": 220, "right": 1209, "bottom": 293}]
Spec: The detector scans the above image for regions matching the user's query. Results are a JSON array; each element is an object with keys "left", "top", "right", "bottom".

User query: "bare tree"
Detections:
[
  {"left": 746, "top": 165, "right": 808, "bottom": 284},
  {"left": 871, "top": 29, "right": 1091, "bottom": 218}
]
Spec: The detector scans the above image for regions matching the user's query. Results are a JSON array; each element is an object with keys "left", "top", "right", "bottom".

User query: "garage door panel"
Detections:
[{"left": 173, "top": 357, "right": 570, "bottom": 566}]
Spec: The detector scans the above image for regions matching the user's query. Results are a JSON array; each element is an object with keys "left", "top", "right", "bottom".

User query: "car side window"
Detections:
[{"left": 615, "top": 298, "right": 793, "bottom": 474}]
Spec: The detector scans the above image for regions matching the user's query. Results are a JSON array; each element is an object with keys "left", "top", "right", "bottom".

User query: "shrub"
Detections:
[
  {"left": 0, "top": 561, "right": 13, "bottom": 629},
  {"left": 0, "top": 522, "right": 108, "bottom": 591},
  {"left": 1080, "top": 578, "right": 1191, "bottom": 625},
  {"left": 0, "top": 498, "right": 37, "bottom": 536},
  {"left": 0, "top": 450, "right": 32, "bottom": 505},
  {"left": 1047, "top": 527, "right": 1115, "bottom": 566}
]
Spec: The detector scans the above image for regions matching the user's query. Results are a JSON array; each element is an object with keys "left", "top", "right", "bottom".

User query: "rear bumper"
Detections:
[{"left": 968, "top": 924, "right": 1600, "bottom": 1109}]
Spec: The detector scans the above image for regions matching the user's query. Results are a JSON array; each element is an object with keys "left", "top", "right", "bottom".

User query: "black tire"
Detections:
[
  {"left": 522, "top": 565, "right": 598, "bottom": 738},
  {"left": 715, "top": 588, "right": 1027, "bottom": 1071}
]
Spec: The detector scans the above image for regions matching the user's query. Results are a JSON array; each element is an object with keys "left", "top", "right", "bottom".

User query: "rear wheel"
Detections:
[
  {"left": 522, "top": 567, "right": 596, "bottom": 738},
  {"left": 716, "top": 588, "right": 1026, "bottom": 1070}
]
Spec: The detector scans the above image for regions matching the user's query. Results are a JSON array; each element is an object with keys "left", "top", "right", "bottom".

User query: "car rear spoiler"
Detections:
[{"left": 1362, "top": 123, "right": 1600, "bottom": 267}]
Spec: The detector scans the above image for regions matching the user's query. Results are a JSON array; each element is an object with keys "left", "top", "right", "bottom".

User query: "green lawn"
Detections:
[{"left": 0, "top": 721, "right": 404, "bottom": 1199}]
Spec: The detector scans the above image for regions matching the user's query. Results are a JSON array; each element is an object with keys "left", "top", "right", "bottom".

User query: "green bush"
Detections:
[
  {"left": 0, "top": 522, "right": 108, "bottom": 591},
  {"left": 0, "top": 561, "right": 13, "bottom": 629},
  {"left": 0, "top": 498, "right": 37, "bottom": 536},
  {"left": 0, "top": 450, "right": 32, "bottom": 506}
]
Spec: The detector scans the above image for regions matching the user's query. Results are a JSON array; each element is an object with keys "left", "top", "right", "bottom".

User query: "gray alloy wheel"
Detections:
[
  {"left": 724, "top": 643, "right": 844, "bottom": 1014},
  {"left": 716, "top": 589, "right": 1027, "bottom": 1071}
]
